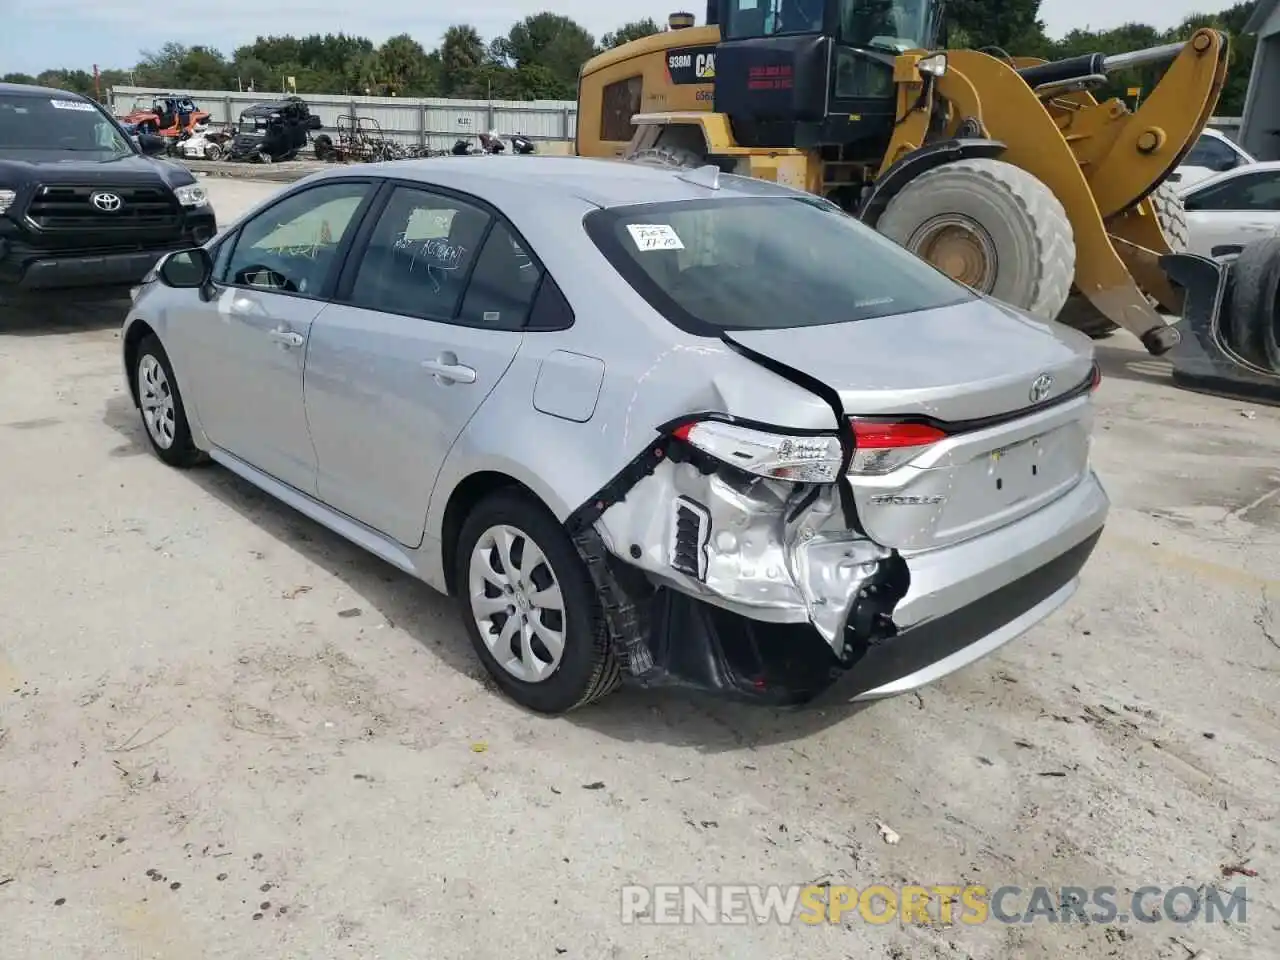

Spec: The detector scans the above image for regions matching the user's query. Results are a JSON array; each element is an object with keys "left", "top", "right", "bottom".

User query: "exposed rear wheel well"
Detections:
[
  {"left": 123, "top": 320, "right": 157, "bottom": 406},
  {"left": 440, "top": 472, "right": 548, "bottom": 595}
]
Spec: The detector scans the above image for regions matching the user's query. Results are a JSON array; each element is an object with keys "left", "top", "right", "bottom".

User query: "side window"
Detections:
[
  {"left": 526, "top": 274, "right": 575, "bottom": 331},
  {"left": 600, "top": 76, "right": 643, "bottom": 143},
  {"left": 457, "top": 222, "right": 544, "bottom": 330},
  {"left": 224, "top": 181, "right": 370, "bottom": 296},
  {"left": 347, "top": 186, "right": 491, "bottom": 321},
  {"left": 212, "top": 233, "right": 236, "bottom": 283},
  {"left": 1187, "top": 135, "right": 1239, "bottom": 172},
  {"left": 1185, "top": 173, "right": 1280, "bottom": 213}
]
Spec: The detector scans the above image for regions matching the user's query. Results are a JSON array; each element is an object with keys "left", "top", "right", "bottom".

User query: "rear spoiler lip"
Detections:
[{"left": 848, "top": 367, "right": 1097, "bottom": 437}]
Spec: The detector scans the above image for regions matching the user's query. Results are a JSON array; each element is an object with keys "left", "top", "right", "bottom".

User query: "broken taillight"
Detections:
[
  {"left": 1090, "top": 363, "right": 1102, "bottom": 391},
  {"left": 848, "top": 419, "right": 947, "bottom": 476},
  {"left": 671, "top": 418, "right": 844, "bottom": 483}
]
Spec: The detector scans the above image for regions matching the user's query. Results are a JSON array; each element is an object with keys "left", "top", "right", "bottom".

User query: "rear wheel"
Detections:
[
  {"left": 455, "top": 489, "right": 620, "bottom": 714},
  {"left": 875, "top": 158, "right": 1075, "bottom": 324},
  {"left": 205, "top": 142, "right": 223, "bottom": 161}
]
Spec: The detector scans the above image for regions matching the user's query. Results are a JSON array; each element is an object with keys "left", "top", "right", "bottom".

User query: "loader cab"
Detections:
[{"left": 713, "top": 0, "right": 943, "bottom": 149}]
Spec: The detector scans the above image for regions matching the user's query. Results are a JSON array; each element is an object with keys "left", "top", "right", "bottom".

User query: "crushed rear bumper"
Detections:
[{"left": 577, "top": 467, "right": 1109, "bottom": 708}]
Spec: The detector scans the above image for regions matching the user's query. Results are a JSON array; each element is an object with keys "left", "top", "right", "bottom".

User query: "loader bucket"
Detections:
[{"left": 1162, "top": 251, "right": 1280, "bottom": 405}]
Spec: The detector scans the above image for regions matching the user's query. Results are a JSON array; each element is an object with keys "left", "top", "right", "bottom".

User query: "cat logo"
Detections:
[{"left": 695, "top": 52, "right": 716, "bottom": 78}]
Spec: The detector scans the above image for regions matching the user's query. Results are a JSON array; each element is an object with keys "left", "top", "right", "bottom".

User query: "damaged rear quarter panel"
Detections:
[{"left": 423, "top": 246, "right": 837, "bottom": 541}]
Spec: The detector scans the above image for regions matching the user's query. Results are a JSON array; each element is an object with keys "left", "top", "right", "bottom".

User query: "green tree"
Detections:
[
  {"left": 600, "top": 18, "right": 665, "bottom": 49},
  {"left": 374, "top": 33, "right": 435, "bottom": 95},
  {"left": 440, "top": 24, "right": 487, "bottom": 95},
  {"left": 492, "top": 13, "right": 596, "bottom": 98},
  {"left": 945, "top": 0, "right": 1050, "bottom": 55}
]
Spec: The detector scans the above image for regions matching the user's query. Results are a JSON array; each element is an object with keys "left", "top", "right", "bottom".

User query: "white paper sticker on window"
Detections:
[
  {"left": 50, "top": 99, "right": 97, "bottom": 112},
  {"left": 626, "top": 223, "right": 685, "bottom": 251},
  {"left": 738, "top": 0, "right": 759, "bottom": 8}
]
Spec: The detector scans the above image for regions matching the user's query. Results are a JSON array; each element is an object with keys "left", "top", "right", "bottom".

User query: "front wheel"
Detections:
[
  {"left": 455, "top": 489, "right": 619, "bottom": 714},
  {"left": 135, "top": 334, "right": 202, "bottom": 467},
  {"left": 875, "top": 157, "right": 1075, "bottom": 324}
]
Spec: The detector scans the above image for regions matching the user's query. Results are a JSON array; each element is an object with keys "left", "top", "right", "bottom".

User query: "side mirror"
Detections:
[
  {"left": 138, "top": 133, "right": 168, "bottom": 156},
  {"left": 307, "top": 115, "right": 322, "bottom": 130},
  {"left": 158, "top": 248, "right": 213, "bottom": 289}
]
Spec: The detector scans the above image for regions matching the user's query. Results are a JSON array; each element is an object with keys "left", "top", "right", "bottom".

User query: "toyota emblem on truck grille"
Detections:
[
  {"left": 1029, "top": 373, "right": 1054, "bottom": 403},
  {"left": 91, "top": 191, "right": 123, "bottom": 212}
]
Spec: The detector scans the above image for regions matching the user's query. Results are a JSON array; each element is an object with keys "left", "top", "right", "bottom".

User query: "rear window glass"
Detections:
[{"left": 584, "top": 196, "right": 972, "bottom": 333}]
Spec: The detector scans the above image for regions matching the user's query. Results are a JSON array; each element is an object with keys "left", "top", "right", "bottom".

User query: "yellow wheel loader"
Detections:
[{"left": 576, "top": 2, "right": 1280, "bottom": 403}]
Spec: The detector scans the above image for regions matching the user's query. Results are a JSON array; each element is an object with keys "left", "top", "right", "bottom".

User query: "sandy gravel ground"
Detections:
[{"left": 0, "top": 178, "right": 1276, "bottom": 960}]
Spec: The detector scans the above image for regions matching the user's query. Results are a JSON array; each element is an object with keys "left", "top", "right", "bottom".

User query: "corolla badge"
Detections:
[
  {"left": 1029, "top": 373, "right": 1054, "bottom": 403},
  {"left": 91, "top": 191, "right": 123, "bottom": 212}
]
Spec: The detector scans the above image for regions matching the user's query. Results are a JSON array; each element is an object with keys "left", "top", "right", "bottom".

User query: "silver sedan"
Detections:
[{"left": 122, "top": 156, "right": 1109, "bottom": 714}]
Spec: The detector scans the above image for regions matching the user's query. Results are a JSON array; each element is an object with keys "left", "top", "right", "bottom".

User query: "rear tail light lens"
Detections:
[
  {"left": 1090, "top": 363, "right": 1101, "bottom": 391},
  {"left": 672, "top": 419, "right": 844, "bottom": 483},
  {"left": 849, "top": 420, "right": 947, "bottom": 475}
]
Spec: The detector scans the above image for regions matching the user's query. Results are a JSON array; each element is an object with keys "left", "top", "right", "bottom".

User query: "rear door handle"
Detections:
[
  {"left": 421, "top": 355, "right": 477, "bottom": 384},
  {"left": 268, "top": 327, "right": 305, "bottom": 348}
]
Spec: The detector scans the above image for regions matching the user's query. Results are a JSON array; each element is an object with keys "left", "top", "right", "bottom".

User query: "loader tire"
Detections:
[
  {"left": 1226, "top": 236, "right": 1280, "bottom": 371},
  {"left": 876, "top": 158, "right": 1074, "bottom": 324},
  {"left": 626, "top": 144, "right": 704, "bottom": 169},
  {"left": 1056, "top": 182, "right": 1191, "bottom": 339},
  {"left": 1150, "top": 181, "right": 1190, "bottom": 254}
]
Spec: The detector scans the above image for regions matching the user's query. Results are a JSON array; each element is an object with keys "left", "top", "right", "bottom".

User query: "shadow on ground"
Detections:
[
  {"left": 0, "top": 300, "right": 130, "bottom": 336},
  {"left": 102, "top": 393, "right": 877, "bottom": 750}
]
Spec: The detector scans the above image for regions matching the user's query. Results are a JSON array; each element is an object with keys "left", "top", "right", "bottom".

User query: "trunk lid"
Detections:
[{"left": 724, "top": 298, "right": 1097, "bottom": 552}]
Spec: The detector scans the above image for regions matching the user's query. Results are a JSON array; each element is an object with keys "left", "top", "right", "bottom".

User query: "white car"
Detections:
[
  {"left": 1179, "top": 160, "right": 1280, "bottom": 258},
  {"left": 1173, "top": 129, "right": 1256, "bottom": 189}
]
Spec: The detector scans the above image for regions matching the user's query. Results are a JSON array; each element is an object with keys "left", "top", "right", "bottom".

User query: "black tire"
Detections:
[
  {"left": 1150, "top": 181, "right": 1190, "bottom": 253},
  {"left": 875, "top": 158, "right": 1075, "bottom": 324},
  {"left": 454, "top": 489, "right": 620, "bottom": 714},
  {"left": 1226, "top": 236, "right": 1280, "bottom": 370},
  {"left": 134, "top": 334, "right": 202, "bottom": 468},
  {"left": 205, "top": 142, "right": 223, "bottom": 161},
  {"left": 314, "top": 135, "right": 334, "bottom": 161},
  {"left": 626, "top": 144, "right": 704, "bottom": 168}
]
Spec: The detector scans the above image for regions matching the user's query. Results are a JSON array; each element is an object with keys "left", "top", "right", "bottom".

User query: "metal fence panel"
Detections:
[{"left": 108, "top": 85, "right": 578, "bottom": 148}]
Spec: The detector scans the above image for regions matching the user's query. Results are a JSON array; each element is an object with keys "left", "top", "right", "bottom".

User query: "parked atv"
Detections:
[{"left": 228, "top": 96, "right": 322, "bottom": 163}]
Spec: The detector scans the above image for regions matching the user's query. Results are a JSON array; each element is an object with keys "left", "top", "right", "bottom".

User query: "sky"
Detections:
[{"left": 1, "top": 0, "right": 1233, "bottom": 78}]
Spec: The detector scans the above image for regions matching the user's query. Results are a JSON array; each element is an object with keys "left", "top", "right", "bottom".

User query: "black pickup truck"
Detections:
[{"left": 0, "top": 82, "right": 217, "bottom": 305}]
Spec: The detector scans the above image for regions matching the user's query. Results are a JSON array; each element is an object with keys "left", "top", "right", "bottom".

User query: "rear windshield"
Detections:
[
  {"left": 584, "top": 196, "right": 972, "bottom": 333},
  {"left": 0, "top": 94, "right": 132, "bottom": 157}
]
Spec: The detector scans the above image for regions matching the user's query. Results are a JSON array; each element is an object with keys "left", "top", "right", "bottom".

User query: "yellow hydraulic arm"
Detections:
[{"left": 882, "top": 29, "right": 1230, "bottom": 352}]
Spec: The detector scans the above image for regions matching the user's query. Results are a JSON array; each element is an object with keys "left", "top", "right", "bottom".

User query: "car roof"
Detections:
[
  {"left": 0, "top": 82, "right": 92, "bottom": 100},
  {"left": 308, "top": 155, "right": 810, "bottom": 210}
]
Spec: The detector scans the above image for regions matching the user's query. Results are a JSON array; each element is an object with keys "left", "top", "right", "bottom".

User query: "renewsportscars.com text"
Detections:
[{"left": 619, "top": 884, "right": 1248, "bottom": 926}]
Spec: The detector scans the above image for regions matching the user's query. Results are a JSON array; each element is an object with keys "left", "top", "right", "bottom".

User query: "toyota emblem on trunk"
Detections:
[
  {"left": 91, "top": 191, "right": 123, "bottom": 212},
  {"left": 1029, "top": 373, "right": 1054, "bottom": 403}
]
